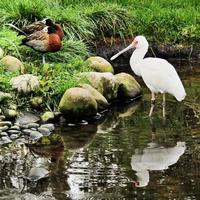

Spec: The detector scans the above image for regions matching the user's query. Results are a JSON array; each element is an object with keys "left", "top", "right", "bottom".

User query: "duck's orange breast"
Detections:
[{"left": 48, "top": 34, "right": 61, "bottom": 52}]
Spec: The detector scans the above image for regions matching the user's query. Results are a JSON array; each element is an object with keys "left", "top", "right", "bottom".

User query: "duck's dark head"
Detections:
[
  {"left": 42, "top": 18, "right": 54, "bottom": 26},
  {"left": 43, "top": 26, "right": 56, "bottom": 34}
]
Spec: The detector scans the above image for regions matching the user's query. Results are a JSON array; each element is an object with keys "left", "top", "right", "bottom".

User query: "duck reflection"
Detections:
[{"left": 131, "top": 141, "right": 186, "bottom": 187}]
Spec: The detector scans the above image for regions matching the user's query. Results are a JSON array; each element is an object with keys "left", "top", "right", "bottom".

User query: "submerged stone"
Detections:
[
  {"left": 27, "top": 167, "right": 49, "bottom": 182},
  {"left": 115, "top": 73, "right": 142, "bottom": 98},
  {"left": 59, "top": 87, "right": 97, "bottom": 118}
]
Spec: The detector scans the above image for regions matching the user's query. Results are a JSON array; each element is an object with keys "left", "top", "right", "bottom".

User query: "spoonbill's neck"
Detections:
[{"left": 130, "top": 46, "right": 148, "bottom": 76}]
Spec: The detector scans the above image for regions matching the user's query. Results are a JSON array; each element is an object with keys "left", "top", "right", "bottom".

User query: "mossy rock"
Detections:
[
  {"left": 41, "top": 111, "right": 55, "bottom": 122},
  {"left": 81, "top": 72, "right": 119, "bottom": 101},
  {"left": 0, "top": 55, "right": 24, "bottom": 73},
  {"left": 115, "top": 73, "right": 142, "bottom": 98},
  {"left": 86, "top": 56, "right": 114, "bottom": 73},
  {"left": 80, "top": 83, "right": 109, "bottom": 110},
  {"left": 59, "top": 87, "right": 97, "bottom": 118}
]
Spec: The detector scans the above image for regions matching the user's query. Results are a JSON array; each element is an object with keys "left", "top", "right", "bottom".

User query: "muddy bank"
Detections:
[{"left": 92, "top": 38, "right": 200, "bottom": 70}]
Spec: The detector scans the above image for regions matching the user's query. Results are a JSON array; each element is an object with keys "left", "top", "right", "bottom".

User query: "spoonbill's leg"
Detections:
[
  {"left": 162, "top": 93, "right": 166, "bottom": 119},
  {"left": 42, "top": 54, "right": 46, "bottom": 64},
  {"left": 149, "top": 92, "right": 155, "bottom": 117}
]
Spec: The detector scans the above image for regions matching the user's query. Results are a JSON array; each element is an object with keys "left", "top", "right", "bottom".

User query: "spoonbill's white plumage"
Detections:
[{"left": 111, "top": 35, "right": 186, "bottom": 117}]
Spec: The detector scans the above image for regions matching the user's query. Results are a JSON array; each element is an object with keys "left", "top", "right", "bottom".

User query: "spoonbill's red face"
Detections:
[{"left": 131, "top": 38, "right": 138, "bottom": 48}]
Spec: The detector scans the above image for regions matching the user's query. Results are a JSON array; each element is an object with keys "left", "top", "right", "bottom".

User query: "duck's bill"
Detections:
[{"left": 110, "top": 44, "right": 134, "bottom": 61}]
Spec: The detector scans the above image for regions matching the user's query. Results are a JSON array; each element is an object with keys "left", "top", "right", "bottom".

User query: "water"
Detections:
[{"left": 0, "top": 60, "right": 200, "bottom": 200}]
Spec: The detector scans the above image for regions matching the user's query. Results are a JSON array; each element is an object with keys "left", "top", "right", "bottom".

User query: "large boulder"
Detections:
[
  {"left": 115, "top": 73, "right": 142, "bottom": 98},
  {"left": 59, "top": 87, "right": 97, "bottom": 118},
  {"left": 81, "top": 72, "right": 119, "bottom": 101},
  {"left": 86, "top": 56, "right": 114, "bottom": 73},
  {"left": 10, "top": 74, "right": 40, "bottom": 93},
  {"left": 0, "top": 48, "right": 4, "bottom": 59},
  {"left": 80, "top": 84, "right": 109, "bottom": 109},
  {"left": 0, "top": 55, "right": 24, "bottom": 73}
]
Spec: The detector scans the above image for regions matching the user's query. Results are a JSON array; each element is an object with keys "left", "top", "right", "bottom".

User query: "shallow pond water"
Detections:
[{"left": 0, "top": 60, "right": 200, "bottom": 200}]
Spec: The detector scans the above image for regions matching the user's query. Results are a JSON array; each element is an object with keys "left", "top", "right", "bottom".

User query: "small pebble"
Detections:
[
  {"left": 10, "top": 125, "right": 20, "bottom": 130},
  {"left": 10, "top": 134, "right": 18, "bottom": 140},
  {"left": 22, "top": 129, "right": 32, "bottom": 135},
  {"left": 1, "top": 136, "right": 12, "bottom": 144},
  {"left": 8, "top": 130, "right": 21, "bottom": 134},
  {"left": 30, "top": 128, "right": 37, "bottom": 131},
  {"left": 15, "top": 137, "right": 25, "bottom": 145},
  {"left": 29, "top": 131, "right": 43, "bottom": 140},
  {"left": 0, "top": 121, "right": 12, "bottom": 127},
  {"left": 40, "top": 123, "right": 55, "bottom": 131},
  {"left": 27, "top": 123, "right": 40, "bottom": 129},
  {"left": 0, "top": 132, "right": 8, "bottom": 137},
  {"left": 38, "top": 127, "right": 51, "bottom": 136},
  {"left": 0, "top": 115, "right": 5, "bottom": 121},
  {"left": 0, "top": 126, "right": 9, "bottom": 131}
]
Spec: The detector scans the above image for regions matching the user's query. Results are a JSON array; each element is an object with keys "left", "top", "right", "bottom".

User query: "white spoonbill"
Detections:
[{"left": 111, "top": 36, "right": 186, "bottom": 117}]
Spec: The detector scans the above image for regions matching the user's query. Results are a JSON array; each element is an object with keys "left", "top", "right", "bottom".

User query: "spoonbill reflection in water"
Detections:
[
  {"left": 131, "top": 141, "right": 186, "bottom": 187},
  {"left": 111, "top": 36, "right": 186, "bottom": 118}
]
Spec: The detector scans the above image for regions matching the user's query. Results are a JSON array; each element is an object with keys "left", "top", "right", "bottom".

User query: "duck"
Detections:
[
  {"left": 21, "top": 26, "right": 62, "bottom": 64},
  {"left": 7, "top": 18, "right": 64, "bottom": 40}
]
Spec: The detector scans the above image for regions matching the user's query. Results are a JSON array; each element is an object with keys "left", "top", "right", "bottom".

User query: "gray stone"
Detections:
[
  {"left": 0, "top": 121, "right": 12, "bottom": 127},
  {"left": 40, "top": 124, "right": 55, "bottom": 131},
  {"left": 27, "top": 123, "right": 40, "bottom": 129},
  {"left": 0, "top": 132, "right": 8, "bottom": 137},
  {"left": 1, "top": 136, "right": 12, "bottom": 144},
  {"left": 10, "top": 74, "right": 40, "bottom": 93},
  {"left": 8, "top": 130, "right": 20, "bottom": 134},
  {"left": 0, "top": 126, "right": 9, "bottom": 131},
  {"left": 16, "top": 112, "right": 40, "bottom": 125},
  {"left": 22, "top": 129, "right": 32, "bottom": 135},
  {"left": 15, "top": 138, "right": 25, "bottom": 145},
  {"left": 10, "top": 134, "right": 19, "bottom": 140},
  {"left": 27, "top": 167, "right": 49, "bottom": 182},
  {"left": 38, "top": 127, "right": 51, "bottom": 136},
  {"left": 31, "top": 128, "right": 37, "bottom": 131},
  {"left": 10, "top": 125, "right": 20, "bottom": 130},
  {"left": 29, "top": 131, "right": 43, "bottom": 140}
]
